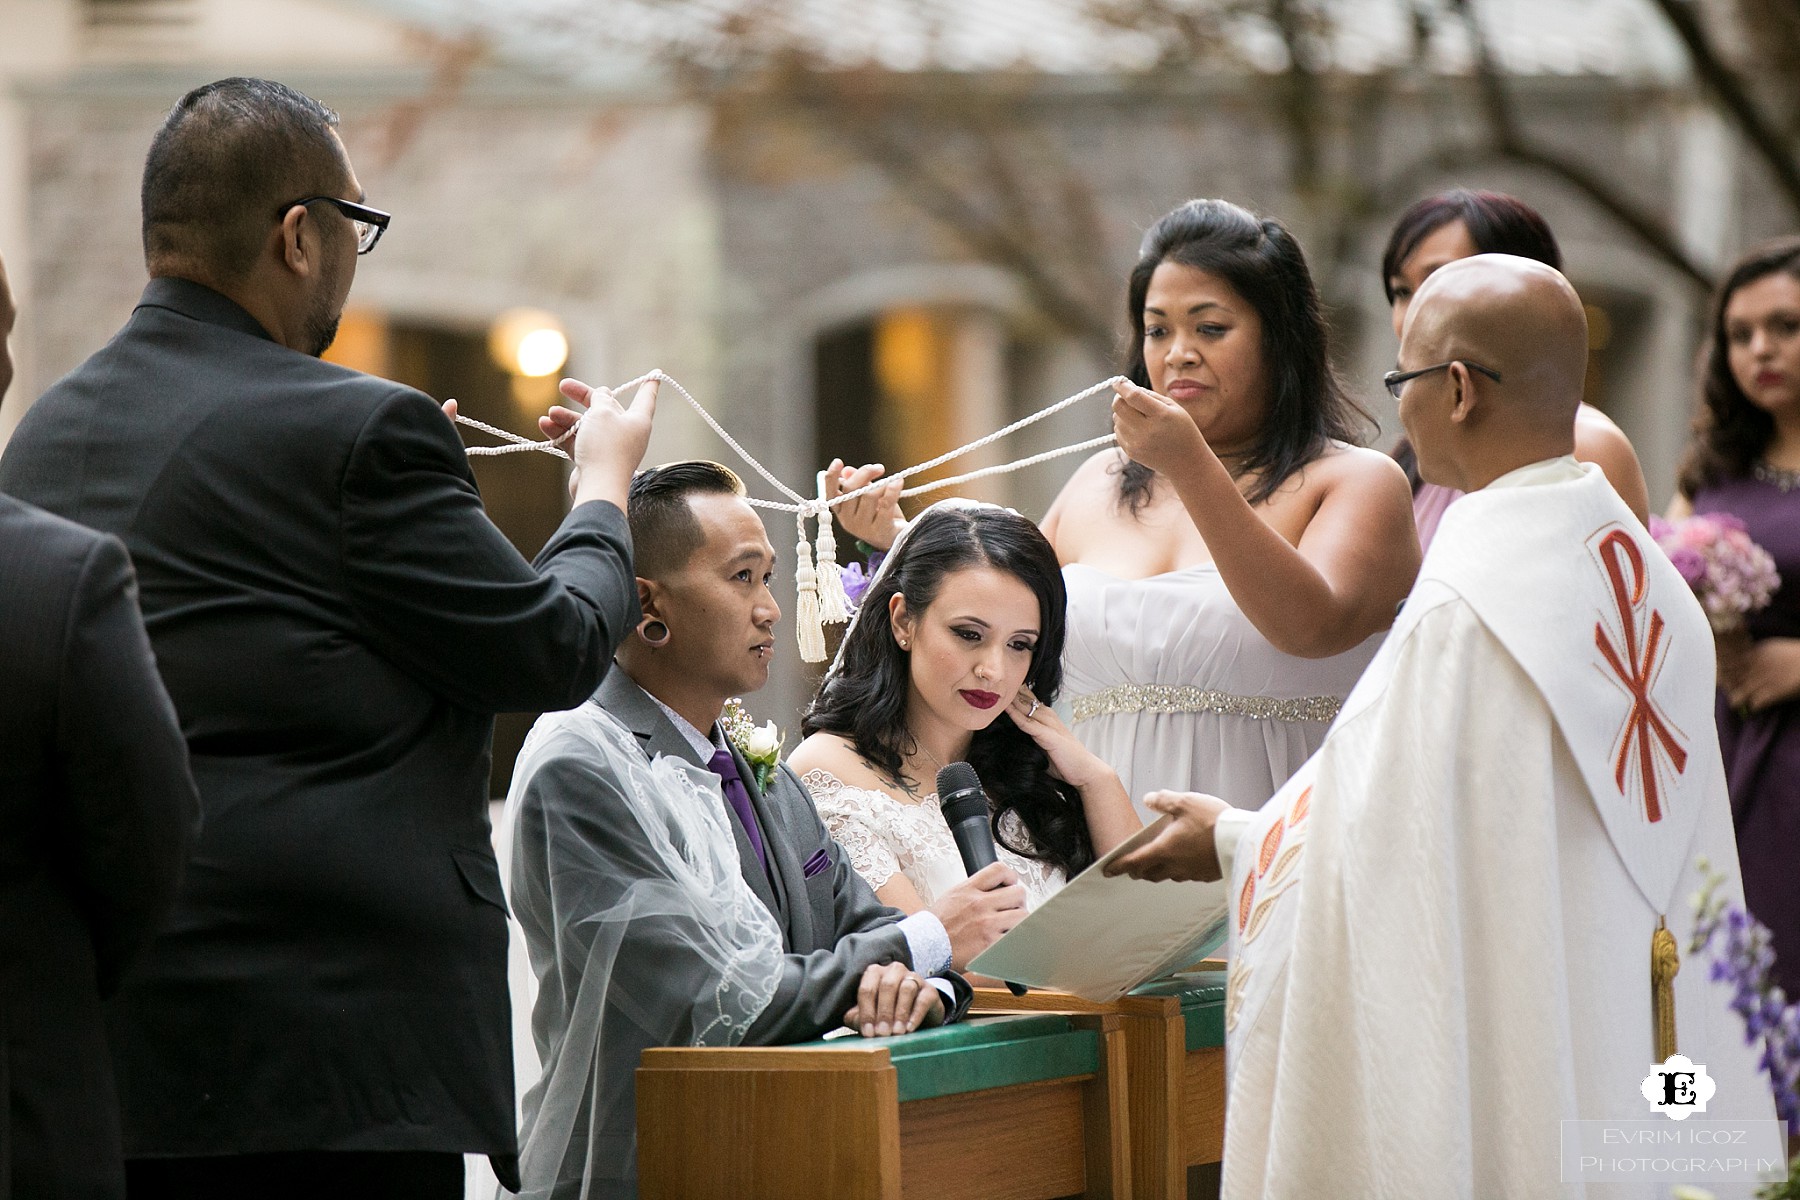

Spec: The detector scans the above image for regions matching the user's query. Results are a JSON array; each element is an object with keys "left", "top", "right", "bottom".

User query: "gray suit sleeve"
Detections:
[
  {"left": 518, "top": 752, "right": 906, "bottom": 1053},
  {"left": 514, "top": 753, "right": 747, "bottom": 1047}
]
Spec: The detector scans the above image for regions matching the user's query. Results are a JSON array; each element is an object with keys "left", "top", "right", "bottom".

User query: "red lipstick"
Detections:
[{"left": 959, "top": 689, "right": 1000, "bottom": 710}]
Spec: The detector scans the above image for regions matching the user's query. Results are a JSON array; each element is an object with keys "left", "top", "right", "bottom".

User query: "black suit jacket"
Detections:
[
  {"left": 0, "top": 278, "right": 637, "bottom": 1164},
  {"left": 0, "top": 495, "right": 198, "bottom": 1198}
]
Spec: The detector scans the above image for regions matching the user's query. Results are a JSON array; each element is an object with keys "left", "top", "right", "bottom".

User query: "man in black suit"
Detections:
[
  {"left": 1, "top": 249, "right": 199, "bottom": 1199},
  {"left": 506, "top": 462, "right": 1026, "bottom": 1198},
  {"left": 0, "top": 78, "right": 651, "bottom": 1198}
]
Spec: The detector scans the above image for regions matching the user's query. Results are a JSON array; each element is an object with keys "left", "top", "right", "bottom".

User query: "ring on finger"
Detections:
[{"left": 1027, "top": 701, "right": 1039, "bottom": 718}]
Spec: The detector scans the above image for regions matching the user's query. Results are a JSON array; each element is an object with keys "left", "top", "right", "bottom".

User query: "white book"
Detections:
[{"left": 968, "top": 815, "right": 1230, "bottom": 1002}]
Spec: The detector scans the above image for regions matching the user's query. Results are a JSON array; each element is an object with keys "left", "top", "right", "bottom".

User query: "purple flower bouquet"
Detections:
[{"left": 1650, "top": 514, "right": 1782, "bottom": 635}]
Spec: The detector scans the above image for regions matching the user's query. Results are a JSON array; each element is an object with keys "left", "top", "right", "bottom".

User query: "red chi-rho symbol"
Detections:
[{"left": 1593, "top": 529, "right": 1688, "bottom": 823}]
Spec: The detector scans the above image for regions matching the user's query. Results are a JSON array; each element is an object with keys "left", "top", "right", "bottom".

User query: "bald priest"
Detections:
[{"left": 1109, "top": 254, "right": 1780, "bottom": 1198}]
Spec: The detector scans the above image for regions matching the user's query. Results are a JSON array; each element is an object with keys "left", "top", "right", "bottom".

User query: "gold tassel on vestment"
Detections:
[{"left": 1651, "top": 915, "right": 1680, "bottom": 1061}]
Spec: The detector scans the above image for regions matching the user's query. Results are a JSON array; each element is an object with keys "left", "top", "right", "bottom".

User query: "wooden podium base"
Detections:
[
  {"left": 637, "top": 1011, "right": 1130, "bottom": 1199},
  {"left": 972, "top": 969, "right": 1227, "bottom": 1200}
]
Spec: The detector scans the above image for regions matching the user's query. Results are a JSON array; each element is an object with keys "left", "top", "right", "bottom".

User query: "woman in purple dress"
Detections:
[
  {"left": 1672, "top": 235, "right": 1800, "bottom": 998},
  {"left": 1382, "top": 189, "right": 1650, "bottom": 547}
]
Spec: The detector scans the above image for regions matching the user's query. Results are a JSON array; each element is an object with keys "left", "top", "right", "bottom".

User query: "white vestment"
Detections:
[{"left": 1220, "top": 458, "right": 1778, "bottom": 1199}]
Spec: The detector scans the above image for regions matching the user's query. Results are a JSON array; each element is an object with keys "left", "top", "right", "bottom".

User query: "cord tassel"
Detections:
[
  {"left": 795, "top": 511, "right": 826, "bottom": 663},
  {"left": 814, "top": 474, "right": 850, "bottom": 626}
]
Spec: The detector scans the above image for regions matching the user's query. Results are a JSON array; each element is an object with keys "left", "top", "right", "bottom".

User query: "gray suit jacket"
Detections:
[
  {"left": 594, "top": 667, "right": 970, "bottom": 1040},
  {"left": 506, "top": 669, "right": 969, "bottom": 1198}
]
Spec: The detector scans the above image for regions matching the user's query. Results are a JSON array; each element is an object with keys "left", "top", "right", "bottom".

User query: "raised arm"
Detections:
[
  {"left": 1111, "top": 381, "right": 1420, "bottom": 659},
  {"left": 341, "top": 383, "right": 648, "bottom": 713}
]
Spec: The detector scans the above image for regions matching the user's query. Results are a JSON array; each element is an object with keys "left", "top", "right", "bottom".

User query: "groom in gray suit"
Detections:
[{"left": 507, "top": 460, "right": 1026, "bottom": 1197}]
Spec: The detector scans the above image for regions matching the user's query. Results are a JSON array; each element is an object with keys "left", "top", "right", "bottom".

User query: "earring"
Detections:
[
  {"left": 897, "top": 637, "right": 910, "bottom": 651},
  {"left": 639, "top": 618, "right": 671, "bottom": 648}
]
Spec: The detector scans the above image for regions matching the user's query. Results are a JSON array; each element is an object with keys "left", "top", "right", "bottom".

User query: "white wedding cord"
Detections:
[{"left": 451, "top": 369, "right": 1125, "bottom": 658}]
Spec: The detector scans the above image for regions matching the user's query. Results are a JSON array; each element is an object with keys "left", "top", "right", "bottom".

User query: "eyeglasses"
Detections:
[
  {"left": 1383, "top": 360, "right": 1502, "bottom": 400},
  {"left": 279, "top": 196, "right": 391, "bottom": 254}
]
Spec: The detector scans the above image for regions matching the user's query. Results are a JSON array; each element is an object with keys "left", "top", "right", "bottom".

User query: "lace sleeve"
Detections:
[{"left": 800, "top": 769, "right": 904, "bottom": 891}]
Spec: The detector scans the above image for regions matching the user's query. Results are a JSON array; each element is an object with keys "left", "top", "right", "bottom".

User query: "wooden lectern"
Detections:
[
  {"left": 636, "top": 1011, "right": 1130, "bottom": 1199},
  {"left": 972, "top": 969, "right": 1227, "bottom": 1200}
]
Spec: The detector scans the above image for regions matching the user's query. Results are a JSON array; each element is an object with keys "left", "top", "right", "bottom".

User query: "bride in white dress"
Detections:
[
  {"left": 786, "top": 503, "right": 1141, "bottom": 913},
  {"left": 1041, "top": 199, "right": 1420, "bottom": 816}
]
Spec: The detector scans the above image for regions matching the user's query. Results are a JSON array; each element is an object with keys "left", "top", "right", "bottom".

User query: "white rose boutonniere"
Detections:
[{"left": 721, "top": 698, "right": 783, "bottom": 792}]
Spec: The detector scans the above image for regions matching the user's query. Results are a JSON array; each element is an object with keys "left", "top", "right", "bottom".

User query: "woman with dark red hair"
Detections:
[{"left": 1381, "top": 189, "right": 1650, "bottom": 547}]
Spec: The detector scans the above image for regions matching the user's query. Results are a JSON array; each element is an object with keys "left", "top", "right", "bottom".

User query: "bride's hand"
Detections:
[
  {"left": 1006, "top": 687, "right": 1110, "bottom": 790},
  {"left": 824, "top": 459, "right": 907, "bottom": 551}
]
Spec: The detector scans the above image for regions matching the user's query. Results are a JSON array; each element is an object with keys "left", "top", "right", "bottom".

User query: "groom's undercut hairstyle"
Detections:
[
  {"left": 142, "top": 77, "right": 347, "bottom": 285},
  {"left": 627, "top": 461, "right": 748, "bottom": 580}
]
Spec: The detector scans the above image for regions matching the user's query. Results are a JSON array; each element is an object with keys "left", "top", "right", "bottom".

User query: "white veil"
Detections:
[{"left": 498, "top": 701, "right": 784, "bottom": 1199}]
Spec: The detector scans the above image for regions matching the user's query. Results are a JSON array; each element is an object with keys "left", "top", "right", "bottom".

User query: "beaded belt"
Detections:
[{"left": 1070, "top": 684, "right": 1343, "bottom": 725}]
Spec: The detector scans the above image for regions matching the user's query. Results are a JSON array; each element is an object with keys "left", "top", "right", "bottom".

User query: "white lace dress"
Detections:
[{"left": 801, "top": 768, "right": 1067, "bottom": 911}]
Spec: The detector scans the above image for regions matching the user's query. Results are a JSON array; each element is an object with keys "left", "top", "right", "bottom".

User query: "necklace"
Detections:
[
  {"left": 1753, "top": 460, "right": 1800, "bottom": 493},
  {"left": 908, "top": 733, "right": 947, "bottom": 774},
  {"left": 898, "top": 730, "right": 949, "bottom": 799}
]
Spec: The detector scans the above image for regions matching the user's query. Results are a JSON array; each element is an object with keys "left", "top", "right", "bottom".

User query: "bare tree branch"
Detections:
[
  {"left": 1495, "top": 147, "right": 1716, "bottom": 291},
  {"left": 1644, "top": 0, "right": 1800, "bottom": 217},
  {"left": 362, "top": 33, "right": 487, "bottom": 169},
  {"left": 772, "top": 69, "right": 1120, "bottom": 359},
  {"left": 1266, "top": 0, "right": 1325, "bottom": 194},
  {"left": 1449, "top": 0, "right": 1715, "bottom": 290}
]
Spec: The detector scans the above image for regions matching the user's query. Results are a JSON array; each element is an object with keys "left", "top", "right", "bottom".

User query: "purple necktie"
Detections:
[{"left": 708, "top": 747, "right": 769, "bottom": 872}]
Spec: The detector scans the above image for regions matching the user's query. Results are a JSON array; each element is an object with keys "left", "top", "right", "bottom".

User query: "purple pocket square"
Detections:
[{"left": 803, "top": 848, "right": 832, "bottom": 879}]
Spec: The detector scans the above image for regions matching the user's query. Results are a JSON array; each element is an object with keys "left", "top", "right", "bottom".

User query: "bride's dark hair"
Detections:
[{"left": 802, "top": 506, "right": 1095, "bottom": 877}]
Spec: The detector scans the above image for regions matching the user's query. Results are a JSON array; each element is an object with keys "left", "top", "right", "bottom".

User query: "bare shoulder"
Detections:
[
  {"left": 1575, "top": 407, "right": 1637, "bottom": 461},
  {"left": 1275, "top": 443, "right": 1417, "bottom": 558},
  {"left": 1572, "top": 406, "right": 1650, "bottom": 520},
  {"left": 1306, "top": 442, "right": 1413, "bottom": 505},
  {"left": 1043, "top": 449, "right": 1128, "bottom": 551},
  {"left": 1047, "top": 449, "right": 1125, "bottom": 512},
  {"left": 788, "top": 732, "right": 886, "bottom": 791},
  {"left": 1575, "top": 402, "right": 1630, "bottom": 439},
  {"left": 787, "top": 731, "right": 857, "bottom": 777}
]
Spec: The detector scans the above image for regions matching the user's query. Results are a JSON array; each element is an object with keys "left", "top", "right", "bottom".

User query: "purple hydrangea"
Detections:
[
  {"left": 1669, "top": 546, "right": 1707, "bottom": 588},
  {"left": 1652, "top": 514, "right": 1782, "bottom": 633}
]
